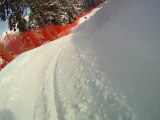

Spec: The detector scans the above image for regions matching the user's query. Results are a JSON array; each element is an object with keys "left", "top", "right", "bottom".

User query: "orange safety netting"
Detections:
[
  {"left": 0, "top": 0, "right": 105, "bottom": 70},
  {"left": 4, "top": 21, "right": 78, "bottom": 55}
]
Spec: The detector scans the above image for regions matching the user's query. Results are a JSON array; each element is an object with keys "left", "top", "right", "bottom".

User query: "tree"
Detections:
[
  {"left": 0, "top": 0, "right": 95, "bottom": 32},
  {"left": 0, "top": 0, "right": 28, "bottom": 32},
  {"left": 27, "top": 0, "right": 86, "bottom": 29}
]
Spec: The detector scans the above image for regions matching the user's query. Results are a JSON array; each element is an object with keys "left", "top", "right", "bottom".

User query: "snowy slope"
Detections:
[{"left": 0, "top": 0, "right": 160, "bottom": 120}]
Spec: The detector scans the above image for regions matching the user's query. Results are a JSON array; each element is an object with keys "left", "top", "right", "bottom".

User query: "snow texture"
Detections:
[{"left": 0, "top": 0, "right": 160, "bottom": 120}]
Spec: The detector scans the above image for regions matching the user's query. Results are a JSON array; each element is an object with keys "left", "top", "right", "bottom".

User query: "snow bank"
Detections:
[{"left": 0, "top": 0, "right": 160, "bottom": 120}]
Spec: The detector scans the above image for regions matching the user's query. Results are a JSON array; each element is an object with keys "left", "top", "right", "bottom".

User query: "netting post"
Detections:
[
  {"left": 0, "top": 43, "right": 14, "bottom": 62},
  {"left": 26, "top": 32, "right": 40, "bottom": 47},
  {"left": 6, "top": 32, "right": 19, "bottom": 54}
]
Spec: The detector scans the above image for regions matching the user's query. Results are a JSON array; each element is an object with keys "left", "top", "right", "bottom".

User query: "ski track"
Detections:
[
  {"left": 53, "top": 50, "right": 65, "bottom": 120},
  {"left": 33, "top": 46, "right": 65, "bottom": 120}
]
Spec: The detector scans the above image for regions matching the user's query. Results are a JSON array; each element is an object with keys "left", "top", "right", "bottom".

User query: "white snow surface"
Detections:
[{"left": 0, "top": 0, "right": 160, "bottom": 120}]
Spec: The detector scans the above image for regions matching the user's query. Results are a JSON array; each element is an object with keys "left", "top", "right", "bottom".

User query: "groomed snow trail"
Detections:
[
  {"left": 0, "top": 0, "right": 160, "bottom": 120},
  {"left": 0, "top": 34, "right": 135, "bottom": 120}
]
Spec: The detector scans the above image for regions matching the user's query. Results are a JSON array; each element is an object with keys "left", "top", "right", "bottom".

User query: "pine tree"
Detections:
[
  {"left": 0, "top": 0, "right": 28, "bottom": 32},
  {"left": 0, "top": 0, "right": 95, "bottom": 32},
  {"left": 27, "top": 0, "right": 86, "bottom": 29}
]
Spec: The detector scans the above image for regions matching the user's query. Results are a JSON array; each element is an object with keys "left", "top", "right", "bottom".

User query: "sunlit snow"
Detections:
[{"left": 0, "top": 0, "right": 160, "bottom": 120}]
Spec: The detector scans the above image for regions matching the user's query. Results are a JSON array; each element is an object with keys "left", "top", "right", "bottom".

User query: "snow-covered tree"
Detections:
[
  {"left": 0, "top": 0, "right": 105, "bottom": 31},
  {"left": 27, "top": 0, "right": 86, "bottom": 29},
  {"left": 0, "top": 0, "right": 28, "bottom": 32}
]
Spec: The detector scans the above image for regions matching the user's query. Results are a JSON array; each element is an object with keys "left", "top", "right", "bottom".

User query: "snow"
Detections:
[{"left": 0, "top": 0, "right": 160, "bottom": 120}]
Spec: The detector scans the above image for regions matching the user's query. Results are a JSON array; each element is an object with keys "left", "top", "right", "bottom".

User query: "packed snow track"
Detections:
[{"left": 0, "top": 0, "right": 160, "bottom": 120}]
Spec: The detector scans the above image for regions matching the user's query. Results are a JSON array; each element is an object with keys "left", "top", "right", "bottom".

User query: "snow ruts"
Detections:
[{"left": 33, "top": 46, "right": 65, "bottom": 120}]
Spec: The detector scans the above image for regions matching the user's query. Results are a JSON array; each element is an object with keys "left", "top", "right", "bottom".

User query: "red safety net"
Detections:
[
  {"left": 0, "top": 0, "right": 105, "bottom": 70},
  {"left": 4, "top": 21, "right": 78, "bottom": 55}
]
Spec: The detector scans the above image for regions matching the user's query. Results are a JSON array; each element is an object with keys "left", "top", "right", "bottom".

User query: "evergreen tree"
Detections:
[
  {"left": 27, "top": 0, "right": 86, "bottom": 29},
  {"left": 0, "top": 0, "right": 28, "bottom": 32},
  {"left": 0, "top": 0, "right": 104, "bottom": 32}
]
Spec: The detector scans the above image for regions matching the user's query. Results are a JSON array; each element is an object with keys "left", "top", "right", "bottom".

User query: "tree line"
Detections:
[{"left": 0, "top": 0, "right": 104, "bottom": 32}]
